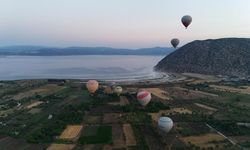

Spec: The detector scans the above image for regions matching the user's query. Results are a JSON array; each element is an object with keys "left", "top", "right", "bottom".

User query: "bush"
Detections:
[{"left": 240, "top": 141, "right": 250, "bottom": 148}]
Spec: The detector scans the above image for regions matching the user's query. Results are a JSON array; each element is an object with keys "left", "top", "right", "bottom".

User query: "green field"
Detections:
[{"left": 78, "top": 125, "right": 112, "bottom": 144}]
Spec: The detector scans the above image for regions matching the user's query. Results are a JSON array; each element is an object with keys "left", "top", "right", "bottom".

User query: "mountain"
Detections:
[
  {"left": 155, "top": 38, "right": 250, "bottom": 77},
  {"left": 0, "top": 46, "right": 173, "bottom": 56}
]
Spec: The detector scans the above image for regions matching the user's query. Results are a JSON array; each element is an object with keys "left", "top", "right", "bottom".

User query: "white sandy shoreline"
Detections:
[{"left": 0, "top": 72, "right": 187, "bottom": 85}]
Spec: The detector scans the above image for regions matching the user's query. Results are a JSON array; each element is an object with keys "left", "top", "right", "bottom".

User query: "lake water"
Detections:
[{"left": 0, "top": 55, "right": 166, "bottom": 81}]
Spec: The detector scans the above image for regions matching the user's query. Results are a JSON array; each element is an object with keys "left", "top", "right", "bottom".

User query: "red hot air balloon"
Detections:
[
  {"left": 137, "top": 90, "right": 151, "bottom": 106},
  {"left": 181, "top": 15, "right": 192, "bottom": 29}
]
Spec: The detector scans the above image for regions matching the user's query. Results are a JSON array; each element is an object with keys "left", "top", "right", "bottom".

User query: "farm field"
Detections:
[
  {"left": 78, "top": 125, "right": 112, "bottom": 144},
  {"left": 123, "top": 124, "right": 137, "bottom": 146},
  {"left": 144, "top": 88, "right": 171, "bottom": 100},
  {"left": 13, "top": 84, "right": 64, "bottom": 100},
  {"left": 180, "top": 133, "right": 228, "bottom": 149},
  {"left": 47, "top": 144, "right": 75, "bottom": 150},
  {"left": 59, "top": 125, "right": 83, "bottom": 140},
  {"left": 0, "top": 78, "right": 249, "bottom": 150},
  {"left": 210, "top": 85, "right": 250, "bottom": 95}
]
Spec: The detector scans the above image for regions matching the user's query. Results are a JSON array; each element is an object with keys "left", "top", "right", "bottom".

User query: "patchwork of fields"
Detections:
[{"left": 0, "top": 78, "right": 250, "bottom": 150}]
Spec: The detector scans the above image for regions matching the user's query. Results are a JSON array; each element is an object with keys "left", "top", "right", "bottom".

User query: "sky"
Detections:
[{"left": 0, "top": 0, "right": 250, "bottom": 48}]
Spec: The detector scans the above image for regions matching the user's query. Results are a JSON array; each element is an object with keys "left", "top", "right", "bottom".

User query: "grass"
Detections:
[
  {"left": 26, "top": 104, "right": 85, "bottom": 143},
  {"left": 78, "top": 125, "right": 112, "bottom": 144},
  {"left": 0, "top": 86, "right": 92, "bottom": 143},
  {"left": 82, "top": 126, "right": 98, "bottom": 136},
  {"left": 54, "top": 139, "right": 74, "bottom": 144},
  {"left": 177, "top": 123, "right": 210, "bottom": 136},
  {"left": 217, "top": 80, "right": 250, "bottom": 88},
  {"left": 209, "top": 121, "right": 250, "bottom": 136},
  {"left": 121, "top": 112, "right": 152, "bottom": 124},
  {"left": 194, "top": 88, "right": 250, "bottom": 122},
  {"left": 117, "top": 100, "right": 170, "bottom": 113},
  {"left": 131, "top": 124, "right": 149, "bottom": 150},
  {"left": 240, "top": 141, "right": 250, "bottom": 148}
]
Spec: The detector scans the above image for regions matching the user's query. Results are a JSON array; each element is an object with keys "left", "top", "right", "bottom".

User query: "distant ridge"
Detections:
[
  {"left": 0, "top": 46, "right": 173, "bottom": 56},
  {"left": 155, "top": 38, "right": 250, "bottom": 77}
]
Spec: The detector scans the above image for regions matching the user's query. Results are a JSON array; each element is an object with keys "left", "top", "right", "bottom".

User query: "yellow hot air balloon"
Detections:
[{"left": 86, "top": 80, "right": 99, "bottom": 94}]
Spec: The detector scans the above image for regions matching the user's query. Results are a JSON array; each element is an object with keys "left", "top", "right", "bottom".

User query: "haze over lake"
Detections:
[{"left": 0, "top": 55, "right": 165, "bottom": 80}]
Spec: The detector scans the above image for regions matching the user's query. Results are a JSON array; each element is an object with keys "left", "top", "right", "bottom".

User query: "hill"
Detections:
[
  {"left": 155, "top": 38, "right": 250, "bottom": 77},
  {"left": 0, "top": 46, "right": 173, "bottom": 56}
]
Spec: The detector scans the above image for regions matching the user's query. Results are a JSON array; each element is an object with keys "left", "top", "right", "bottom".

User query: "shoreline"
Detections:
[
  {"left": 0, "top": 72, "right": 225, "bottom": 86},
  {"left": 0, "top": 72, "right": 187, "bottom": 85}
]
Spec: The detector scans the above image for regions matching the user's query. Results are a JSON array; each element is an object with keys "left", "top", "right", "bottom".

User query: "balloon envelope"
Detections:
[
  {"left": 114, "top": 86, "right": 123, "bottom": 95},
  {"left": 104, "top": 86, "right": 113, "bottom": 94},
  {"left": 171, "top": 38, "right": 180, "bottom": 48},
  {"left": 158, "top": 117, "right": 173, "bottom": 133},
  {"left": 86, "top": 80, "right": 99, "bottom": 93},
  {"left": 181, "top": 15, "right": 192, "bottom": 28},
  {"left": 137, "top": 91, "right": 151, "bottom": 106},
  {"left": 109, "top": 82, "right": 116, "bottom": 88}
]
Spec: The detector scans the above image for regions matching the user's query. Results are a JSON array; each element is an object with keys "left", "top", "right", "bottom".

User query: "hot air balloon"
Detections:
[
  {"left": 181, "top": 15, "right": 192, "bottom": 29},
  {"left": 86, "top": 80, "right": 99, "bottom": 94},
  {"left": 171, "top": 38, "right": 180, "bottom": 48},
  {"left": 104, "top": 86, "right": 113, "bottom": 94},
  {"left": 158, "top": 117, "right": 173, "bottom": 133},
  {"left": 109, "top": 82, "right": 116, "bottom": 89},
  {"left": 137, "top": 90, "right": 151, "bottom": 106},
  {"left": 114, "top": 86, "right": 123, "bottom": 96}
]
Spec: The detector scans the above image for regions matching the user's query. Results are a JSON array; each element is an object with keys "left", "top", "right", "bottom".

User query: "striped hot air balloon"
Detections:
[
  {"left": 137, "top": 90, "right": 151, "bottom": 106},
  {"left": 86, "top": 80, "right": 99, "bottom": 94}
]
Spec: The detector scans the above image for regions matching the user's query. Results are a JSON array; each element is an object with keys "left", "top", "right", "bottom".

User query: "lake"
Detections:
[{"left": 0, "top": 55, "right": 166, "bottom": 81}]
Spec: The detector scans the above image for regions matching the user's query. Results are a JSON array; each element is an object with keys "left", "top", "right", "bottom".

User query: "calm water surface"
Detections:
[{"left": 0, "top": 55, "right": 165, "bottom": 80}]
